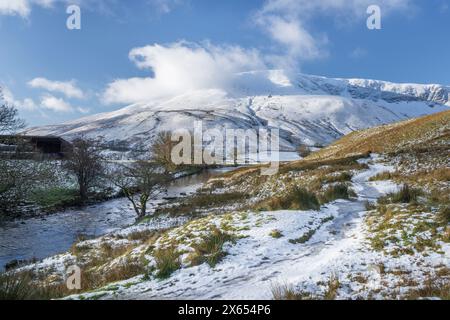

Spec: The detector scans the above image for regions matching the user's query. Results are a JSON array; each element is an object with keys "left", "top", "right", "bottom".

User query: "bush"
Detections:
[
  {"left": 189, "top": 228, "right": 236, "bottom": 267},
  {"left": 153, "top": 247, "right": 181, "bottom": 279}
]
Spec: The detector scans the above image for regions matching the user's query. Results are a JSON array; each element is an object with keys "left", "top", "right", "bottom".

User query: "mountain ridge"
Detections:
[{"left": 23, "top": 72, "right": 450, "bottom": 152}]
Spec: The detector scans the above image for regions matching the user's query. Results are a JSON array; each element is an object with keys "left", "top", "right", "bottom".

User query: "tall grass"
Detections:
[
  {"left": 189, "top": 228, "right": 236, "bottom": 267},
  {"left": 262, "top": 187, "right": 320, "bottom": 211},
  {"left": 153, "top": 247, "right": 181, "bottom": 279},
  {"left": 271, "top": 282, "right": 310, "bottom": 300},
  {"left": 320, "top": 183, "right": 353, "bottom": 203},
  {"left": 379, "top": 184, "right": 421, "bottom": 204},
  {"left": 0, "top": 272, "right": 39, "bottom": 300}
]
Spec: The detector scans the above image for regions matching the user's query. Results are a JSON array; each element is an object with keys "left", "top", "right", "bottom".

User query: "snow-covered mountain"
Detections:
[{"left": 24, "top": 71, "right": 450, "bottom": 151}]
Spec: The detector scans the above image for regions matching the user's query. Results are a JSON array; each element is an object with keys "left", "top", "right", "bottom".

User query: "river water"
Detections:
[{"left": 0, "top": 167, "right": 234, "bottom": 270}]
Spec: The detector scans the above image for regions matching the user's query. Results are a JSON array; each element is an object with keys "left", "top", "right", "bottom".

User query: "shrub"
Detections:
[
  {"left": 189, "top": 228, "right": 236, "bottom": 267},
  {"left": 153, "top": 247, "right": 181, "bottom": 279}
]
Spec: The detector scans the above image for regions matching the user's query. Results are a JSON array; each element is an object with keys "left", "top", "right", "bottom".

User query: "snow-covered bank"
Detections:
[
  {"left": 56, "top": 154, "right": 450, "bottom": 300},
  {"left": 0, "top": 168, "right": 233, "bottom": 271}
]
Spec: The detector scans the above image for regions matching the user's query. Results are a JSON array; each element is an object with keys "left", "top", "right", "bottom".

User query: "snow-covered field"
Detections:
[{"left": 35, "top": 154, "right": 443, "bottom": 300}]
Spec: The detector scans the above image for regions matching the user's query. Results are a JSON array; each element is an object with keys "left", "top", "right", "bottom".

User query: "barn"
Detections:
[{"left": 0, "top": 135, "right": 73, "bottom": 159}]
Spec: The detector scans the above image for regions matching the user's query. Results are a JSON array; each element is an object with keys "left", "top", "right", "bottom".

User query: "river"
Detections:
[{"left": 0, "top": 167, "right": 235, "bottom": 270}]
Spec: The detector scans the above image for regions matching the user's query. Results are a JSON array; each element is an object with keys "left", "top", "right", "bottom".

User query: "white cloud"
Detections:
[
  {"left": 40, "top": 94, "right": 74, "bottom": 112},
  {"left": 1, "top": 86, "right": 37, "bottom": 110},
  {"left": 148, "top": 0, "right": 184, "bottom": 14},
  {"left": 29, "top": 77, "right": 84, "bottom": 99},
  {"left": 255, "top": 0, "right": 413, "bottom": 68},
  {"left": 350, "top": 47, "right": 367, "bottom": 59},
  {"left": 0, "top": 0, "right": 31, "bottom": 17},
  {"left": 102, "top": 41, "right": 266, "bottom": 105},
  {"left": 0, "top": 0, "right": 184, "bottom": 17},
  {"left": 1, "top": 86, "right": 89, "bottom": 115}
]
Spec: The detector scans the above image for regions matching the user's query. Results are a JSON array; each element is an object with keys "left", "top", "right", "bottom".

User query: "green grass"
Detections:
[
  {"left": 269, "top": 229, "right": 283, "bottom": 239},
  {"left": 158, "top": 192, "right": 247, "bottom": 216},
  {"left": 29, "top": 187, "right": 80, "bottom": 208},
  {"left": 289, "top": 229, "right": 316, "bottom": 244}
]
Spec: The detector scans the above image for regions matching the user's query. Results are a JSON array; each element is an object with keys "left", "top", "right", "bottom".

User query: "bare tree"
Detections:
[
  {"left": 0, "top": 88, "right": 25, "bottom": 133},
  {"left": 64, "top": 138, "right": 104, "bottom": 201},
  {"left": 150, "top": 131, "right": 178, "bottom": 173},
  {"left": 111, "top": 161, "right": 171, "bottom": 219},
  {"left": 0, "top": 90, "right": 47, "bottom": 218}
]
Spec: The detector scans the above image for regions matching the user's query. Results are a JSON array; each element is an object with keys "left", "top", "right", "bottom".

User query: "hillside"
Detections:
[
  {"left": 307, "top": 110, "right": 450, "bottom": 161},
  {"left": 23, "top": 72, "right": 450, "bottom": 153}
]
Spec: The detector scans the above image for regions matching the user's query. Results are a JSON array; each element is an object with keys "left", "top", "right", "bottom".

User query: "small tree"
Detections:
[
  {"left": 111, "top": 161, "right": 171, "bottom": 219},
  {"left": 151, "top": 131, "right": 178, "bottom": 173},
  {"left": 0, "top": 89, "right": 25, "bottom": 134},
  {"left": 64, "top": 138, "right": 104, "bottom": 201},
  {"left": 0, "top": 89, "right": 29, "bottom": 217}
]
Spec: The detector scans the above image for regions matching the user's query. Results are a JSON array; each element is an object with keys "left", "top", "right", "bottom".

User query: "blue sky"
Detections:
[{"left": 0, "top": 0, "right": 449, "bottom": 127}]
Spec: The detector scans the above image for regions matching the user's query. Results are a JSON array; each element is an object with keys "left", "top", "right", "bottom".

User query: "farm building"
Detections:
[{"left": 0, "top": 135, "right": 73, "bottom": 159}]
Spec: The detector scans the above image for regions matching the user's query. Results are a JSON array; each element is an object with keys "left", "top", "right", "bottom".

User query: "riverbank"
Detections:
[{"left": 0, "top": 166, "right": 239, "bottom": 271}]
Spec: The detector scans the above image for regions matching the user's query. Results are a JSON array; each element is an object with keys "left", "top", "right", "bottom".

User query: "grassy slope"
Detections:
[{"left": 307, "top": 110, "right": 450, "bottom": 160}]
